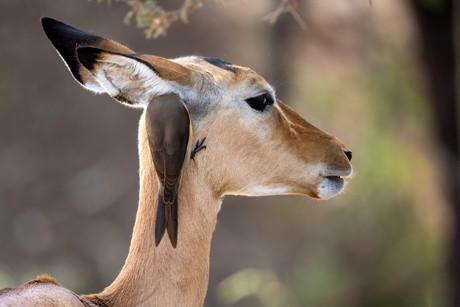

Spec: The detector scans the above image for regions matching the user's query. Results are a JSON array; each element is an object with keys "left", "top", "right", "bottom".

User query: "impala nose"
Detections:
[{"left": 343, "top": 149, "right": 352, "bottom": 161}]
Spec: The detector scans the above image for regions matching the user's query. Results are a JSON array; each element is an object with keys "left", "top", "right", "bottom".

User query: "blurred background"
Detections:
[{"left": 0, "top": 1, "right": 456, "bottom": 306}]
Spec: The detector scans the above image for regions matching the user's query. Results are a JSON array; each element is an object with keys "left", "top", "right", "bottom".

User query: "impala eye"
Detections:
[{"left": 246, "top": 93, "right": 274, "bottom": 112}]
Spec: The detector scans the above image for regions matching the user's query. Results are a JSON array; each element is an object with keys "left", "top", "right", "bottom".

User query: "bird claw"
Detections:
[{"left": 191, "top": 137, "right": 207, "bottom": 161}]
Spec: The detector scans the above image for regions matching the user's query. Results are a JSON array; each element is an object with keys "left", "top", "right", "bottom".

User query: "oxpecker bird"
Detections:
[{"left": 145, "top": 94, "right": 205, "bottom": 248}]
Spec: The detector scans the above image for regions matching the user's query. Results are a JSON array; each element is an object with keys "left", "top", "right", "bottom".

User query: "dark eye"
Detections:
[{"left": 245, "top": 93, "right": 274, "bottom": 112}]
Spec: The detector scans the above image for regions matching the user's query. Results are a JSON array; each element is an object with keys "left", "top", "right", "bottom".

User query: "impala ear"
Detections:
[
  {"left": 42, "top": 17, "right": 194, "bottom": 108},
  {"left": 77, "top": 47, "right": 193, "bottom": 108},
  {"left": 41, "top": 17, "right": 134, "bottom": 93}
]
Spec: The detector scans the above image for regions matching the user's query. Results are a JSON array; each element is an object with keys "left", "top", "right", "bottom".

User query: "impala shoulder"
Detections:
[
  {"left": 0, "top": 275, "right": 99, "bottom": 307},
  {"left": 31, "top": 274, "right": 60, "bottom": 285}
]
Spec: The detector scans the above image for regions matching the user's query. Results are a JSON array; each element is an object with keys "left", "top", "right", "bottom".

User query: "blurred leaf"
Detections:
[{"left": 216, "top": 268, "right": 300, "bottom": 307}]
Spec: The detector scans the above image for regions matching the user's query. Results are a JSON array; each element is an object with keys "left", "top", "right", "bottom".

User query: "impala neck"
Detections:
[{"left": 90, "top": 113, "right": 220, "bottom": 307}]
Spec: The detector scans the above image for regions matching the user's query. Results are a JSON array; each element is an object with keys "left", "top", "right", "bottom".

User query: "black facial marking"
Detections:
[{"left": 201, "top": 57, "right": 236, "bottom": 73}]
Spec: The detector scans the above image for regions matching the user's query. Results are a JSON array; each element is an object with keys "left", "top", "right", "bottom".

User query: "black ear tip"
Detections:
[
  {"left": 41, "top": 17, "right": 52, "bottom": 27},
  {"left": 41, "top": 17, "right": 102, "bottom": 49},
  {"left": 41, "top": 17, "right": 61, "bottom": 35},
  {"left": 41, "top": 17, "right": 53, "bottom": 36},
  {"left": 41, "top": 17, "right": 71, "bottom": 44},
  {"left": 41, "top": 17, "right": 54, "bottom": 27}
]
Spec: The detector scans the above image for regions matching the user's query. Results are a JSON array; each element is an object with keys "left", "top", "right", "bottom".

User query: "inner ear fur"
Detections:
[
  {"left": 76, "top": 47, "right": 194, "bottom": 107},
  {"left": 77, "top": 47, "right": 160, "bottom": 106}
]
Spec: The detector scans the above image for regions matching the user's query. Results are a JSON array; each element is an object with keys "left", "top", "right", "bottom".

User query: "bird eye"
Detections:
[{"left": 245, "top": 93, "right": 274, "bottom": 112}]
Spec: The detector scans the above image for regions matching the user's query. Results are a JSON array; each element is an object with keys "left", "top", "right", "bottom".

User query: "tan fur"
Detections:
[
  {"left": 34, "top": 274, "right": 60, "bottom": 286},
  {"left": 79, "top": 92, "right": 350, "bottom": 306},
  {"left": 137, "top": 55, "right": 194, "bottom": 86},
  {"left": 3, "top": 19, "right": 352, "bottom": 306},
  {"left": 80, "top": 116, "right": 218, "bottom": 306}
]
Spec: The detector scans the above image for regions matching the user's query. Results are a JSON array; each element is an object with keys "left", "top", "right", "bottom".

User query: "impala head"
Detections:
[{"left": 42, "top": 17, "right": 352, "bottom": 200}]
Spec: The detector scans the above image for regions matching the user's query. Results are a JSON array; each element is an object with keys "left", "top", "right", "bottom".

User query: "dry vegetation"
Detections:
[{"left": 94, "top": 0, "right": 306, "bottom": 38}]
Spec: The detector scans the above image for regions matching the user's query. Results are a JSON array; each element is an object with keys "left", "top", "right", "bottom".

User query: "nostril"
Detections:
[{"left": 344, "top": 149, "right": 352, "bottom": 161}]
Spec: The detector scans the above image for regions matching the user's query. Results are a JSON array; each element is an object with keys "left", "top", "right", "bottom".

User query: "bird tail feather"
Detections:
[
  {"left": 155, "top": 188, "right": 167, "bottom": 247},
  {"left": 166, "top": 197, "right": 178, "bottom": 248},
  {"left": 155, "top": 186, "right": 179, "bottom": 248}
]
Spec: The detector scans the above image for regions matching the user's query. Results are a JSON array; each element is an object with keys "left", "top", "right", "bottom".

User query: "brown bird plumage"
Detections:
[{"left": 145, "top": 94, "right": 192, "bottom": 248}]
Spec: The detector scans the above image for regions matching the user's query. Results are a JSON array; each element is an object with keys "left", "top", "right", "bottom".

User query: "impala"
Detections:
[{"left": 0, "top": 18, "right": 352, "bottom": 307}]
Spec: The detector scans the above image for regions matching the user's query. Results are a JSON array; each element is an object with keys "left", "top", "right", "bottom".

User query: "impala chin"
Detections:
[{"left": 317, "top": 168, "right": 353, "bottom": 199}]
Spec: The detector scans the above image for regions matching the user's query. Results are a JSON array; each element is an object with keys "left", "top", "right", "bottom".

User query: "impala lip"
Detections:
[
  {"left": 316, "top": 167, "right": 353, "bottom": 199},
  {"left": 324, "top": 175, "right": 344, "bottom": 183},
  {"left": 322, "top": 168, "right": 353, "bottom": 179}
]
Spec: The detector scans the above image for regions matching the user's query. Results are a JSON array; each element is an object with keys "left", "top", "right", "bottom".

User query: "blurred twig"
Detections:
[
  {"left": 122, "top": 0, "right": 207, "bottom": 38},
  {"left": 264, "top": 0, "right": 308, "bottom": 31},
  {"left": 93, "top": 0, "right": 307, "bottom": 38}
]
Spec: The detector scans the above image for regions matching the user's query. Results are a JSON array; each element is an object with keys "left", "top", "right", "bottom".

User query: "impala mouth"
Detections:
[
  {"left": 317, "top": 169, "right": 353, "bottom": 199},
  {"left": 324, "top": 175, "right": 343, "bottom": 181},
  {"left": 323, "top": 168, "right": 353, "bottom": 179}
]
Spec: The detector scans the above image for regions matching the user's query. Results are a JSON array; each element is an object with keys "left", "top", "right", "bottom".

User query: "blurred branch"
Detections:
[
  {"left": 264, "top": 0, "right": 307, "bottom": 31},
  {"left": 95, "top": 0, "right": 207, "bottom": 38},
  {"left": 93, "top": 0, "right": 306, "bottom": 38}
]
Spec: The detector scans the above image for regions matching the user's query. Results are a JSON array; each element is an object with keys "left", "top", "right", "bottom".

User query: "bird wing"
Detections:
[{"left": 145, "top": 94, "right": 191, "bottom": 248}]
